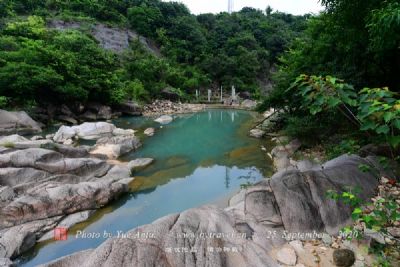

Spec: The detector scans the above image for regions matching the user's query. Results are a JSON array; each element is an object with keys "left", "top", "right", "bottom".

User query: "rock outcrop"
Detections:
[
  {"left": 53, "top": 122, "right": 137, "bottom": 144},
  {"left": 127, "top": 158, "right": 154, "bottom": 173},
  {"left": 0, "top": 110, "right": 42, "bottom": 135},
  {"left": 0, "top": 123, "right": 136, "bottom": 262},
  {"left": 40, "top": 154, "right": 395, "bottom": 267},
  {"left": 91, "top": 135, "right": 141, "bottom": 159},
  {"left": 48, "top": 20, "right": 160, "bottom": 56}
]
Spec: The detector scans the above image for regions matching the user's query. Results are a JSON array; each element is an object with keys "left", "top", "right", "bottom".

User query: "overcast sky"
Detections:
[{"left": 164, "top": 0, "right": 323, "bottom": 15}]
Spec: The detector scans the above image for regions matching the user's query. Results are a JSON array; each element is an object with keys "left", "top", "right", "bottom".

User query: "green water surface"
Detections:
[{"left": 18, "top": 109, "right": 272, "bottom": 266}]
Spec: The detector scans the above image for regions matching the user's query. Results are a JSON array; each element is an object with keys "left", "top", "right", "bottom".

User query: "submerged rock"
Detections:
[
  {"left": 91, "top": 135, "right": 141, "bottom": 159},
  {"left": 127, "top": 158, "right": 154, "bottom": 173},
  {"left": 154, "top": 115, "right": 173, "bottom": 124},
  {"left": 144, "top": 127, "right": 155, "bottom": 136}
]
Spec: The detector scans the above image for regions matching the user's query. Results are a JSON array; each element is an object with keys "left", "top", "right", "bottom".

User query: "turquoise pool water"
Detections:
[{"left": 18, "top": 109, "right": 273, "bottom": 266}]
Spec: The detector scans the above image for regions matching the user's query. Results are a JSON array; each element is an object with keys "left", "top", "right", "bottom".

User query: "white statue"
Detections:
[{"left": 231, "top": 86, "right": 236, "bottom": 100}]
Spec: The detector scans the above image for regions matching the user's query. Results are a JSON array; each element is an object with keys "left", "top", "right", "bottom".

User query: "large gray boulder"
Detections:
[
  {"left": 41, "top": 206, "right": 279, "bottom": 267},
  {"left": 91, "top": 135, "right": 141, "bottom": 159},
  {"left": 0, "top": 216, "right": 62, "bottom": 259},
  {"left": 53, "top": 126, "right": 76, "bottom": 143},
  {"left": 0, "top": 175, "right": 132, "bottom": 228},
  {"left": 270, "top": 154, "right": 382, "bottom": 234},
  {"left": 127, "top": 158, "right": 154, "bottom": 173},
  {"left": 38, "top": 210, "right": 95, "bottom": 242},
  {"left": 73, "top": 122, "right": 116, "bottom": 140},
  {"left": 0, "top": 148, "right": 110, "bottom": 177},
  {"left": 0, "top": 110, "right": 42, "bottom": 135},
  {"left": 53, "top": 122, "right": 137, "bottom": 143},
  {"left": 72, "top": 122, "right": 115, "bottom": 140}
]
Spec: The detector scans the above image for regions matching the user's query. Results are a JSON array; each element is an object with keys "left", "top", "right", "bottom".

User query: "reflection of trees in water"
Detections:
[
  {"left": 225, "top": 167, "right": 230, "bottom": 189},
  {"left": 237, "top": 167, "right": 259, "bottom": 182},
  {"left": 225, "top": 166, "right": 260, "bottom": 189}
]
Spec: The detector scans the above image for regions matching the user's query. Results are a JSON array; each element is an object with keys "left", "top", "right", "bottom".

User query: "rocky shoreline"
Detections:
[
  {"left": 27, "top": 113, "right": 399, "bottom": 266},
  {"left": 37, "top": 153, "right": 398, "bottom": 267},
  {"left": 0, "top": 116, "right": 156, "bottom": 265},
  {"left": 1, "top": 105, "right": 398, "bottom": 267},
  {"left": 142, "top": 99, "right": 258, "bottom": 116},
  {"left": 0, "top": 103, "right": 239, "bottom": 266}
]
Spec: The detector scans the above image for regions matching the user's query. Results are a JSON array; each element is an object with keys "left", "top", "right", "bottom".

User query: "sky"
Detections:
[{"left": 164, "top": 0, "right": 323, "bottom": 15}]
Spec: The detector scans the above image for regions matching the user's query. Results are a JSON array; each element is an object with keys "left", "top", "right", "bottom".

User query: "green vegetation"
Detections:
[
  {"left": 0, "top": 16, "right": 121, "bottom": 105},
  {"left": 0, "top": 0, "right": 307, "bottom": 109},
  {"left": 327, "top": 188, "right": 400, "bottom": 266},
  {"left": 260, "top": 2, "right": 399, "bottom": 264},
  {"left": 260, "top": 0, "right": 400, "bottom": 152}
]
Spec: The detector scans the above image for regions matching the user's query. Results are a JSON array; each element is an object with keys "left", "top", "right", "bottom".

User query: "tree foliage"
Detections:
[
  {"left": 0, "top": 0, "right": 307, "bottom": 108},
  {"left": 260, "top": 0, "right": 400, "bottom": 146}
]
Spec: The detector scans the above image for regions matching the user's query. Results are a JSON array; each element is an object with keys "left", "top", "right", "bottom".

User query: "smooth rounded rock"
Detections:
[
  {"left": 127, "top": 158, "right": 154, "bottom": 172},
  {"left": 249, "top": 128, "right": 265, "bottom": 138},
  {"left": 144, "top": 128, "right": 155, "bottom": 136},
  {"left": 154, "top": 115, "right": 173, "bottom": 124}
]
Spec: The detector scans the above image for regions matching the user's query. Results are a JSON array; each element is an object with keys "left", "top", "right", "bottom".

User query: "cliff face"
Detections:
[{"left": 48, "top": 20, "right": 161, "bottom": 56}]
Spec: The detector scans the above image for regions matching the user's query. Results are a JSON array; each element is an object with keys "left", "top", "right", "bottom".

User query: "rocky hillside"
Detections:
[{"left": 48, "top": 20, "right": 161, "bottom": 56}]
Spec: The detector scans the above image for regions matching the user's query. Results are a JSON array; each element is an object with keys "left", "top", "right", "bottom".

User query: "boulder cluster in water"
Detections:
[{"left": 0, "top": 113, "right": 156, "bottom": 264}]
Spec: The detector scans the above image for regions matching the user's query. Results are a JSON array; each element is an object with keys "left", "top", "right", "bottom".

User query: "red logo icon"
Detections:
[{"left": 54, "top": 227, "right": 68, "bottom": 241}]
